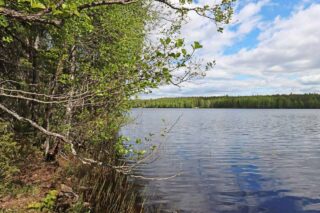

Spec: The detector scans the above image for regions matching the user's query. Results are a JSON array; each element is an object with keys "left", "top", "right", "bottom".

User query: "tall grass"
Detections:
[{"left": 73, "top": 165, "right": 144, "bottom": 213}]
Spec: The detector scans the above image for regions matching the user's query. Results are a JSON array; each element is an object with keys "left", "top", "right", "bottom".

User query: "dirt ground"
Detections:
[{"left": 0, "top": 154, "right": 63, "bottom": 212}]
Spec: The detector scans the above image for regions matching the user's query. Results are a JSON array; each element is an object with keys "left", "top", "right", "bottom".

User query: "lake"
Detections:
[{"left": 121, "top": 109, "right": 320, "bottom": 213}]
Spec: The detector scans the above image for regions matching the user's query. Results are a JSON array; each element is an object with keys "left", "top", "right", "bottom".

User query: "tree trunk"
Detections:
[
  {"left": 65, "top": 45, "right": 76, "bottom": 138},
  {"left": 44, "top": 54, "right": 65, "bottom": 161}
]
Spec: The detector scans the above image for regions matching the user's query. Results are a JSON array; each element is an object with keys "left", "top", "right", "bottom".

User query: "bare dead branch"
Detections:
[
  {"left": 155, "top": 0, "right": 213, "bottom": 19},
  {"left": 130, "top": 172, "right": 182, "bottom": 180},
  {"left": 0, "top": 7, "right": 62, "bottom": 26},
  {"left": 78, "top": 0, "right": 139, "bottom": 10},
  {"left": 0, "top": 92, "right": 73, "bottom": 104},
  {"left": 0, "top": 87, "right": 90, "bottom": 100},
  {"left": 0, "top": 102, "right": 77, "bottom": 155}
]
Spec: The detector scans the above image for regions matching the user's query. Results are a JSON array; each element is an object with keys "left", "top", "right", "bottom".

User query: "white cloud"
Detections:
[
  {"left": 180, "top": 0, "right": 270, "bottom": 55},
  {"left": 301, "top": 74, "right": 320, "bottom": 85},
  {"left": 145, "top": 1, "right": 320, "bottom": 98}
]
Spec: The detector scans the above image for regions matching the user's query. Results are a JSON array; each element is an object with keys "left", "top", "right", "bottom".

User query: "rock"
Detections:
[
  {"left": 60, "top": 184, "right": 73, "bottom": 193},
  {"left": 83, "top": 202, "right": 91, "bottom": 208}
]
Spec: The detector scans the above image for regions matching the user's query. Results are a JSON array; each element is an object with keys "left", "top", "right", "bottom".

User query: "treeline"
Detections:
[{"left": 133, "top": 94, "right": 320, "bottom": 109}]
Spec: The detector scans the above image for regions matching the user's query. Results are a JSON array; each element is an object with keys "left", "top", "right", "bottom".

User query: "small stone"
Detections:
[
  {"left": 60, "top": 184, "right": 73, "bottom": 193},
  {"left": 83, "top": 202, "right": 91, "bottom": 208}
]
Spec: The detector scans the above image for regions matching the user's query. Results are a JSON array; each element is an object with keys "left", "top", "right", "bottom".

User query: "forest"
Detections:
[
  {"left": 0, "top": 0, "right": 235, "bottom": 212},
  {"left": 133, "top": 94, "right": 320, "bottom": 108}
]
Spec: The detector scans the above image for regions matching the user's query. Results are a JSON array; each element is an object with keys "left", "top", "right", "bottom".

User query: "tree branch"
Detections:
[
  {"left": 78, "top": 0, "right": 139, "bottom": 10},
  {"left": 0, "top": 87, "right": 90, "bottom": 100},
  {"left": 0, "top": 102, "right": 77, "bottom": 155},
  {"left": 0, "top": 7, "right": 62, "bottom": 26}
]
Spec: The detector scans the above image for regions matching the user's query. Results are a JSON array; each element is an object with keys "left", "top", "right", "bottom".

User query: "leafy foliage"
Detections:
[
  {"left": 28, "top": 190, "right": 59, "bottom": 211},
  {"left": 0, "top": 0, "right": 235, "bottom": 160},
  {"left": 0, "top": 122, "right": 20, "bottom": 191}
]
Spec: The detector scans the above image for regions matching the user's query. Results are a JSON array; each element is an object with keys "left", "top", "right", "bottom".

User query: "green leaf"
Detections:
[
  {"left": 31, "top": 2, "right": 46, "bottom": 9},
  {"left": 165, "top": 37, "right": 171, "bottom": 45},
  {"left": 160, "top": 38, "right": 165, "bottom": 45},
  {"left": 0, "top": 15, "right": 8, "bottom": 27},
  {"left": 73, "top": 9, "right": 80, "bottom": 16},
  {"left": 175, "top": 38, "right": 184, "bottom": 47},
  {"left": 162, "top": 67, "right": 169, "bottom": 74},
  {"left": 156, "top": 51, "right": 164, "bottom": 57},
  {"left": 193, "top": 41, "right": 203, "bottom": 49},
  {"left": 52, "top": 9, "right": 63, "bottom": 15},
  {"left": 0, "top": 0, "right": 5, "bottom": 6},
  {"left": 2, "top": 36, "right": 13, "bottom": 43},
  {"left": 181, "top": 48, "right": 187, "bottom": 56}
]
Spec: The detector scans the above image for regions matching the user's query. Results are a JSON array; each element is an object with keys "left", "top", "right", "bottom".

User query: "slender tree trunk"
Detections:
[
  {"left": 28, "top": 34, "right": 40, "bottom": 128},
  {"left": 44, "top": 54, "right": 65, "bottom": 161},
  {"left": 65, "top": 45, "right": 76, "bottom": 138}
]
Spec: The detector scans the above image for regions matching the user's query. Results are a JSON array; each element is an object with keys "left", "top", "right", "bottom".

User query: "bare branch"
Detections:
[
  {"left": 0, "top": 92, "right": 72, "bottom": 104},
  {"left": 154, "top": 0, "right": 214, "bottom": 20},
  {"left": 0, "top": 102, "right": 77, "bottom": 155},
  {"left": 130, "top": 172, "right": 182, "bottom": 180},
  {"left": 0, "top": 87, "right": 90, "bottom": 100},
  {"left": 0, "top": 7, "right": 62, "bottom": 26},
  {"left": 78, "top": 0, "right": 139, "bottom": 10}
]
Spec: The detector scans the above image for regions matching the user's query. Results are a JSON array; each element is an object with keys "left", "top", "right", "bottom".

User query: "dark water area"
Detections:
[{"left": 121, "top": 109, "right": 320, "bottom": 213}]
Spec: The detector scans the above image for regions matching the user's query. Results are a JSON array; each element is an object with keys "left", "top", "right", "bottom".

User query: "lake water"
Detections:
[{"left": 121, "top": 109, "right": 320, "bottom": 213}]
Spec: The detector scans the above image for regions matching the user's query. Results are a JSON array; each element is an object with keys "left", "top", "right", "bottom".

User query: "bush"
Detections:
[
  {"left": 0, "top": 121, "right": 20, "bottom": 192},
  {"left": 28, "top": 190, "right": 58, "bottom": 211}
]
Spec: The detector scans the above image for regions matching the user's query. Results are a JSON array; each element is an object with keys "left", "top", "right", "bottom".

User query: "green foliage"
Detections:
[
  {"left": 0, "top": 0, "right": 235, "bottom": 154},
  {"left": 0, "top": 0, "right": 236, "bottom": 210},
  {"left": 0, "top": 15, "right": 8, "bottom": 27},
  {"left": 28, "top": 190, "right": 58, "bottom": 211},
  {"left": 192, "top": 41, "right": 203, "bottom": 49},
  {"left": 115, "top": 136, "right": 130, "bottom": 156},
  {"left": 133, "top": 94, "right": 320, "bottom": 109},
  {"left": 0, "top": 122, "right": 20, "bottom": 191}
]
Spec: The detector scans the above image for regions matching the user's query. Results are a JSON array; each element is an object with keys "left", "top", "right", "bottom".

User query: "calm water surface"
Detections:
[{"left": 121, "top": 109, "right": 320, "bottom": 213}]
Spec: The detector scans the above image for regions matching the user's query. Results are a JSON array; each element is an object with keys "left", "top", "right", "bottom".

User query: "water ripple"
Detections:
[{"left": 122, "top": 109, "right": 320, "bottom": 212}]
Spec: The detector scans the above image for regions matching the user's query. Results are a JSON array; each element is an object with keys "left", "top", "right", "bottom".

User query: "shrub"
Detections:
[{"left": 0, "top": 121, "right": 20, "bottom": 192}]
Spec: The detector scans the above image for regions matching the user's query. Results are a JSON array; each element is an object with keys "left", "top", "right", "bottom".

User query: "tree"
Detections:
[{"left": 0, "top": 0, "right": 235, "bottom": 169}]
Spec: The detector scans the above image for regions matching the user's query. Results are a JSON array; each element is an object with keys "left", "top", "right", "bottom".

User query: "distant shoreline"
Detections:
[
  {"left": 133, "top": 94, "right": 320, "bottom": 109},
  {"left": 133, "top": 107, "right": 320, "bottom": 109}
]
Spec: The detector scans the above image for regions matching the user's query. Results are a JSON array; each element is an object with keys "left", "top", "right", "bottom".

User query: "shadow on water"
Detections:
[
  {"left": 69, "top": 109, "right": 320, "bottom": 212},
  {"left": 120, "top": 109, "right": 320, "bottom": 213}
]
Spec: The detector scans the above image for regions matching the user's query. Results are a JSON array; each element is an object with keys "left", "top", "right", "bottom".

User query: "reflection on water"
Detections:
[{"left": 122, "top": 109, "right": 320, "bottom": 213}]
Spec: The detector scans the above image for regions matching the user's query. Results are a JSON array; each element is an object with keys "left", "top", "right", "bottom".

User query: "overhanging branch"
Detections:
[
  {"left": 0, "top": 7, "right": 62, "bottom": 26},
  {"left": 0, "top": 102, "right": 77, "bottom": 155},
  {"left": 78, "top": 0, "right": 139, "bottom": 10}
]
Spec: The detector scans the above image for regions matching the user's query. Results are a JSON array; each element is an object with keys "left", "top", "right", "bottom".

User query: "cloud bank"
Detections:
[{"left": 145, "top": 0, "right": 320, "bottom": 98}]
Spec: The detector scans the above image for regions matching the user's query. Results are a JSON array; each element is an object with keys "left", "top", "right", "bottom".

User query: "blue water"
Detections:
[{"left": 122, "top": 109, "right": 320, "bottom": 212}]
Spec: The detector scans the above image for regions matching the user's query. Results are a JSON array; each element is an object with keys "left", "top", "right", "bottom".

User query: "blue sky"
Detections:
[{"left": 145, "top": 0, "right": 320, "bottom": 98}]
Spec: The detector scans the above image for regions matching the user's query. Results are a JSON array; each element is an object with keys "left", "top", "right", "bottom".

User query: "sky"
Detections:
[{"left": 144, "top": 0, "right": 320, "bottom": 98}]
